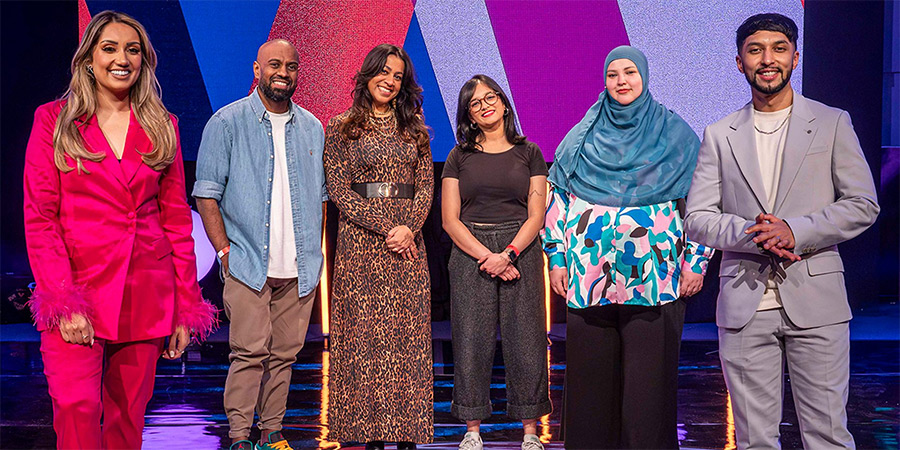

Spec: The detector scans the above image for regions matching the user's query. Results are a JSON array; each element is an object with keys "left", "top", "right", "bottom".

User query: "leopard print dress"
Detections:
[{"left": 323, "top": 111, "right": 434, "bottom": 443}]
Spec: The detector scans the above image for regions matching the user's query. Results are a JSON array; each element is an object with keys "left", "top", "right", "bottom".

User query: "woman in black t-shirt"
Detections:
[{"left": 441, "top": 75, "right": 551, "bottom": 450}]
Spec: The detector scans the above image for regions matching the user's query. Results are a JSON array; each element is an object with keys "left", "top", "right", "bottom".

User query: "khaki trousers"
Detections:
[{"left": 223, "top": 275, "right": 315, "bottom": 438}]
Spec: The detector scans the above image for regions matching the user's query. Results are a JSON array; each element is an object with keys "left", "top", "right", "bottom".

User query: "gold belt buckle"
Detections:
[{"left": 378, "top": 182, "right": 398, "bottom": 197}]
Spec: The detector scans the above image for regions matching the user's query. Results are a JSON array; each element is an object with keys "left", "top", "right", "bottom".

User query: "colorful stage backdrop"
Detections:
[{"left": 77, "top": 0, "right": 804, "bottom": 161}]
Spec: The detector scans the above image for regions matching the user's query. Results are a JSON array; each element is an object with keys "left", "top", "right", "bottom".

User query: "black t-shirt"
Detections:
[{"left": 442, "top": 141, "right": 549, "bottom": 223}]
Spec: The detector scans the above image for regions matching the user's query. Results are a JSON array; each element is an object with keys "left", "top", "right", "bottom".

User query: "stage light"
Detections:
[
  {"left": 317, "top": 349, "right": 336, "bottom": 448},
  {"left": 539, "top": 346, "right": 552, "bottom": 442},
  {"left": 544, "top": 183, "right": 552, "bottom": 333},
  {"left": 191, "top": 210, "right": 215, "bottom": 281},
  {"left": 320, "top": 224, "right": 330, "bottom": 335},
  {"left": 725, "top": 392, "right": 736, "bottom": 450},
  {"left": 543, "top": 253, "right": 551, "bottom": 333}
]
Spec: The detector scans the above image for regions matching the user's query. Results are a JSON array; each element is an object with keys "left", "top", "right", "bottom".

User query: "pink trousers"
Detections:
[{"left": 40, "top": 331, "right": 164, "bottom": 449}]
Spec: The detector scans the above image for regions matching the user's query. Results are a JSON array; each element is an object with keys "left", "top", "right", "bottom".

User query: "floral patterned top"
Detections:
[{"left": 542, "top": 186, "right": 714, "bottom": 308}]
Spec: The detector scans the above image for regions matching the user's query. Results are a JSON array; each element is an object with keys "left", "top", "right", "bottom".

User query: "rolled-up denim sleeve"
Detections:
[{"left": 192, "top": 115, "right": 231, "bottom": 201}]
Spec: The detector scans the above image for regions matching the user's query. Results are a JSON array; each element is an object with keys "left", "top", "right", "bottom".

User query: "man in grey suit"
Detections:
[{"left": 685, "top": 13, "right": 879, "bottom": 449}]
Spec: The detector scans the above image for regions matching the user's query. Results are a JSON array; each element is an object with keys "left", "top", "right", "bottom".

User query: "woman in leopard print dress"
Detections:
[{"left": 323, "top": 44, "right": 434, "bottom": 449}]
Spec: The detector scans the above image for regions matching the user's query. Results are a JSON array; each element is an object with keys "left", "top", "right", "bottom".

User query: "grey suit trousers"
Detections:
[{"left": 719, "top": 308, "right": 854, "bottom": 449}]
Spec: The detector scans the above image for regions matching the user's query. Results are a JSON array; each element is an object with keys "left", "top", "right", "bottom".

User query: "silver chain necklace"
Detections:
[{"left": 754, "top": 113, "right": 791, "bottom": 135}]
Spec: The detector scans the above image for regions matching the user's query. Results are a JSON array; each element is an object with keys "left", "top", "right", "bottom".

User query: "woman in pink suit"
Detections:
[{"left": 23, "top": 11, "right": 217, "bottom": 449}]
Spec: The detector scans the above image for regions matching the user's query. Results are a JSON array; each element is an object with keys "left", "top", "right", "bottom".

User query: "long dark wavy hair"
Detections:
[
  {"left": 339, "top": 44, "right": 429, "bottom": 152},
  {"left": 455, "top": 74, "right": 525, "bottom": 153}
]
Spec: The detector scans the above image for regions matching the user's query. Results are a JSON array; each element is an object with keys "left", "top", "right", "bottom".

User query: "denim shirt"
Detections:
[{"left": 192, "top": 89, "right": 326, "bottom": 296}]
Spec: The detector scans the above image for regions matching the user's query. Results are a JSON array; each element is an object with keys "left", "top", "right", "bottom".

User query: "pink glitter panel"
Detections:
[
  {"left": 78, "top": 0, "right": 91, "bottom": 40},
  {"left": 266, "top": 0, "right": 415, "bottom": 125}
]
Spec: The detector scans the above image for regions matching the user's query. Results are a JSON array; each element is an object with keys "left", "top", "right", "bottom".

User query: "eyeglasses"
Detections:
[{"left": 468, "top": 92, "right": 500, "bottom": 113}]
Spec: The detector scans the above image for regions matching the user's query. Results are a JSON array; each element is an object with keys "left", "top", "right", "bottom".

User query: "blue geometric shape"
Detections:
[
  {"left": 180, "top": 0, "right": 281, "bottom": 111},
  {"left": 86, "top": 1, "right": 213, "bottom": 160},
  {"left": 403, "top": 12, "right": 455, "bottom": 161}
]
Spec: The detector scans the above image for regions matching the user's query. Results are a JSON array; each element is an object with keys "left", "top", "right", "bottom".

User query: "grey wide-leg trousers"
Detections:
[{"left": 449, "top": 221, "right": 551, "bottom": 421}]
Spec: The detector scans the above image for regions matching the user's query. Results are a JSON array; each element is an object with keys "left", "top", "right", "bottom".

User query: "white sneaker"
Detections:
[
  {"left": 458, "top": 431, "right": 483, "bottom": 450},
  {"left": 521, "top": 434, "right": 544, "bottom": 450}
]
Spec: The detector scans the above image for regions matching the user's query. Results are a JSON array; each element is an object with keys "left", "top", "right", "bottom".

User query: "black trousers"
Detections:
[{"left": 563, "top": 300, "right": 686, "bottom": 449}]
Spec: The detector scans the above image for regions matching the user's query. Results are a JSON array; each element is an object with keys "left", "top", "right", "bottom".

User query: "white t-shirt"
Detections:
[
  {"left": 753, "top": 105, "right": 792, "bottom": 311},
  {"left": 266, "top": 110, "right": 298, "bottom": 278}
]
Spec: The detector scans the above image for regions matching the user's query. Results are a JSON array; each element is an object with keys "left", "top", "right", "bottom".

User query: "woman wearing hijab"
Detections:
[{"left": 543, "top": 46, "right": 715, "bottom": 449}]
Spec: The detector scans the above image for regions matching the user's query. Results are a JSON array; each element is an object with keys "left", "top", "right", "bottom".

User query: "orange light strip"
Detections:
[
  {"left": 725, "top": 391, "right": 736, "bottom": 450},
  {"left": 320, "top": 226, "right": 329, "bottom": 335},
  {"left": 543, "top": 253, "right": 551, "bottom": 333},
  {"left": 543, "top": 183, "right": 552, "bottom": 333},
  {"left": 318, "top": 348, "right": 340, "bottom": 448},
  {"left": 539, "top": 413, "right": 552, "bottom": 441},
  {"left": 539, "top": 346, "right": 552, "bottom": 442},
  {"left": 540, "top": 184, "right": 553, "bottom": 439}
]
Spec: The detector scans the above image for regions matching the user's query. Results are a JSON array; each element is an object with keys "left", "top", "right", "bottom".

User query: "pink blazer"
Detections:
[{"left": 23, "top": 101, "right": 216, "bottom": 342}]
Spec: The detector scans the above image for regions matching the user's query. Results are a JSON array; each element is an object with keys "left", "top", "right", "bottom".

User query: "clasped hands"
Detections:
[
  {"left": 745, "top": 213, "right": 801, "bottom": 262},
  {"left": 58, "top": 313, "right": 191, "bottom": 360},
  {"left": 478, "top": 251, "right": 520, "bottom": 281},
  {"left": 387, "top": 225, "right": 418, "bottom": 261},
  {"left": 549, "top": 267, "right": 703, "bottom": 298}
]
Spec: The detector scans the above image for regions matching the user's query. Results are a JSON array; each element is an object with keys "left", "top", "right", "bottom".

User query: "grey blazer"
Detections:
[{"left": 684, "top": 93, "right": 879, "bottom": 329}]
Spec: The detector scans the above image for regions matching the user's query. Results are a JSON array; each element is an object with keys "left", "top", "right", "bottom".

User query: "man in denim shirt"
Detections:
[{"left": 193, "top": 40, "right": 326, "bottom": 450}]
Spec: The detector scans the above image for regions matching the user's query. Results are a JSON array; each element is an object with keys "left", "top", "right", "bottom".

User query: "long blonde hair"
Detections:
[{"left": 53, "top": 10, "right": 176, "bottom": 173}]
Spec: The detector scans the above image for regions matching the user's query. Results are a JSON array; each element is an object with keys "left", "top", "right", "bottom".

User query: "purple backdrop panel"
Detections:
[{"left": 486, "top": 0, "right": 630, "bottom": 160}]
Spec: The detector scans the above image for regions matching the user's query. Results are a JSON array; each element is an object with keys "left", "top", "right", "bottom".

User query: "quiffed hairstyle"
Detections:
[
  {"left": 454, "top": 74, "right": 525, "bottom": 153},
  {"left": 339, "top": 44, "right": 430, "bottom": 153},
  {"left": 736, "top": 13, "right": 799, "bottom": 52},
  {"left": 54, "top": 10, "right": 176, "bottom": 173}
]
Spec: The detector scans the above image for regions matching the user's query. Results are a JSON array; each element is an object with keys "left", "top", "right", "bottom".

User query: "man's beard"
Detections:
[
  {"left": 746, "top": 67, "right": 793, "bottom": 95},
  {"left": 260, "top": 77, "right": 295, "bottom": 102}
]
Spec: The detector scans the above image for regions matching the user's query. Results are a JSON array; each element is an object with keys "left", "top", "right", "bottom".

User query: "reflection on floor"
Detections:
[{"left": 1, "top": 315, "right": 897, "bottom": 449}]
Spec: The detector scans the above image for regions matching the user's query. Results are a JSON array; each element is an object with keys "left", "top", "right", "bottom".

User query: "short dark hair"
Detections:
[
  {"left": 736, "top": 13, "right": 799, "bottom": 52},
  {"left": 455, "top": 75, "right": 525, "bottom": 152}
]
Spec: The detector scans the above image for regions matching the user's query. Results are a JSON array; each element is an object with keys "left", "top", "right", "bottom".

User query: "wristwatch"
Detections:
[{"left": 504, "top": 246, "right": 518, "bottom": 263}]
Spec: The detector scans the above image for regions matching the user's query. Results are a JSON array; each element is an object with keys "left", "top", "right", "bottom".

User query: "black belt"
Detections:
[{"left": 351, "top": 182, "right": 415, "bottom": 199}]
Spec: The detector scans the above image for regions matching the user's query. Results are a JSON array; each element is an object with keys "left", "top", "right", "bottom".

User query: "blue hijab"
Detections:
[{"left": 548, "top": 46, "right": 700, "bottom": 207}]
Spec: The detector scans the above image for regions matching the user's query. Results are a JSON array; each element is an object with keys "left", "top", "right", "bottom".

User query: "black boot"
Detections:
[
  {"left": 365, "top": 442, "right": 385, "bottom": 450},
  {"left": 397, "top": 442, "right": 417, "bottom": 450}
]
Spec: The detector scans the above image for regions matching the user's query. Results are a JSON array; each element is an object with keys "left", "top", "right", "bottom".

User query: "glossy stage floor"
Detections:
[{"left": 2, "top": 305, "right": 897, "bottom": 450}]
